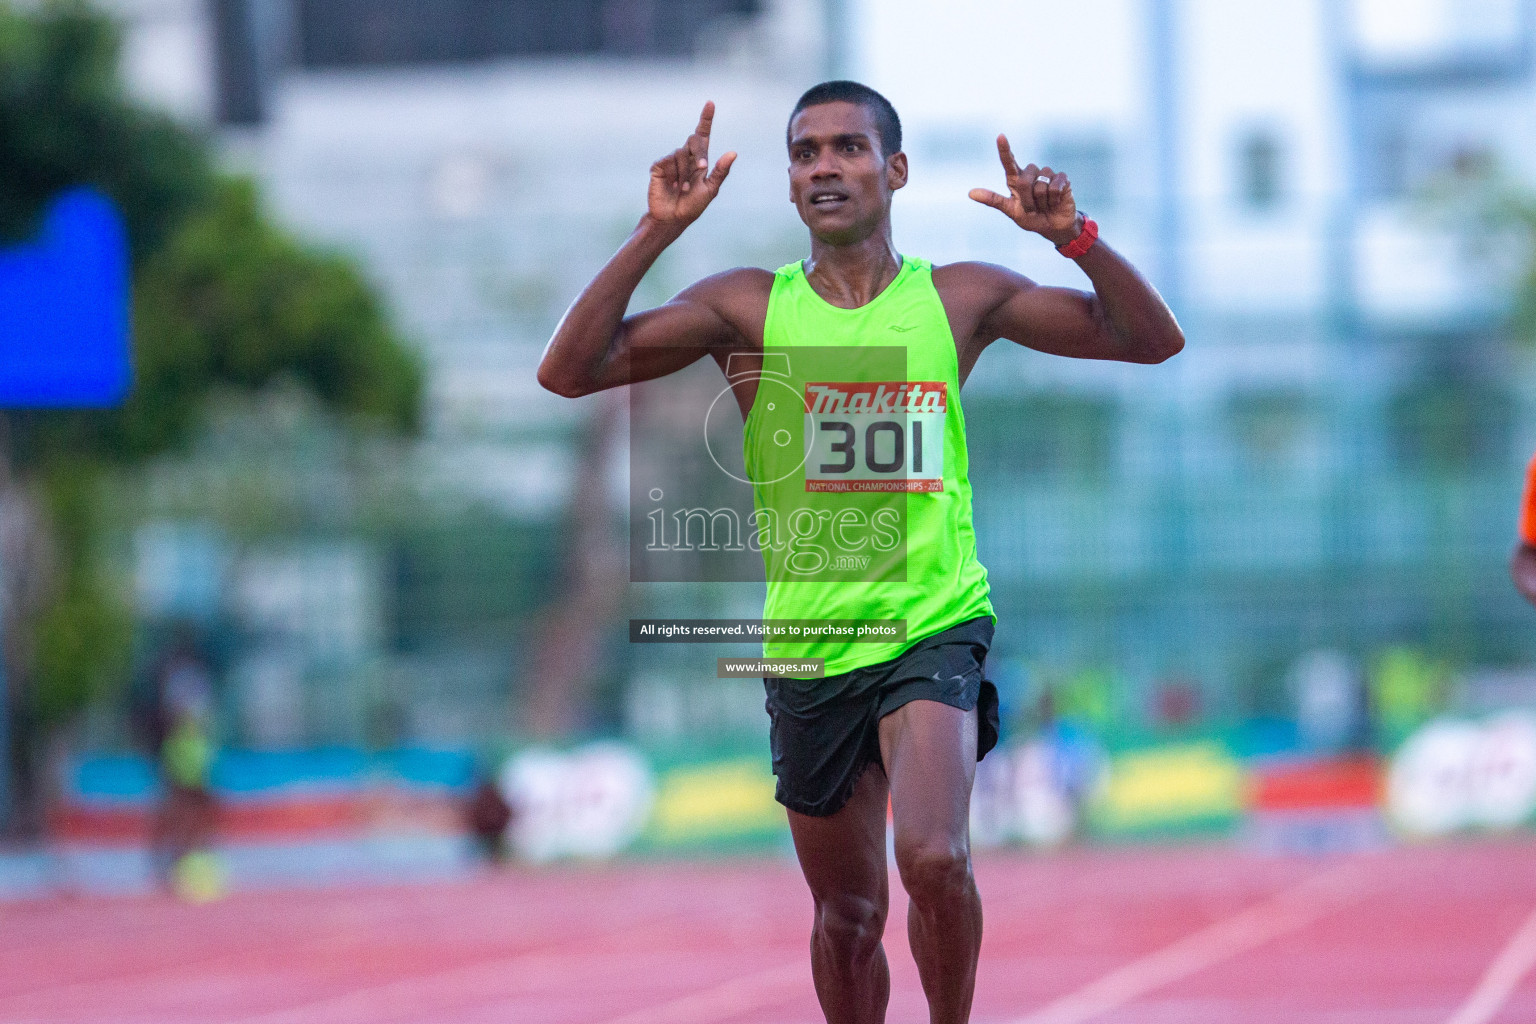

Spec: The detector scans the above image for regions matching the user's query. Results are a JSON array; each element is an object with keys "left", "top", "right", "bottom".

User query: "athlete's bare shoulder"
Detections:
[
  {"left": 930, "top": 261, "right": 1036, "bottom": 369},
  {"left": 931, "top": 260, "right": 1032, "bottom": 309},
  {"left": 675, "top": 266, "right": 775, "bottom": 351}
]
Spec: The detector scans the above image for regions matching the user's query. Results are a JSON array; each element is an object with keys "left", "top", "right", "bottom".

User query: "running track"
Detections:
[{"left": 5, "top": 839, "right": 1536, "bottom": 1023}]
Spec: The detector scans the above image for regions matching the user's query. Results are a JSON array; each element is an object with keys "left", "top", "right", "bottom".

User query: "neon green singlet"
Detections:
[{"left": 744, "top": 256, "right": 994, "bottom": 676}]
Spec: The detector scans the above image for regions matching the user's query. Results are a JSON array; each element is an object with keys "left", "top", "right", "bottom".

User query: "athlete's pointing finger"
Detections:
[
  {"left": 996, "top": 134, "right": 1022, "bottom": 179},
  {"left": 690, "top": 106, "right": 718, "bottom": 183}
]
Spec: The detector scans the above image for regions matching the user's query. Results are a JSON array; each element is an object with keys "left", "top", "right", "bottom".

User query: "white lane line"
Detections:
[
  {"left": 1007, "top": 860, "right": 1372, "bottom": 1024},
  {"left": 1444, "top": 905, "right": 1536, "bottom": 1024},
  {"left": 587, "top": 962, "right": 804, "bottom": 1024}
]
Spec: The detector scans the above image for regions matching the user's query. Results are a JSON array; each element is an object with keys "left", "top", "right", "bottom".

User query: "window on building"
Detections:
[
  {"left": 295, "top": 0, "right": 761, "bottom": 67},
  {"left": 1226, "top": 390, "right": 1320, "bottom": 478},
  {"left": 1237, "top": 131, "right": 1285, "bottom": 211},
  {"left": 968, "top": 393, "right": 1119, "bottom": 484},
  {"left": 213, "top": 0, "right": 292, "bottom": 125},
  {"left": 1043, "top": 135, "right": 1116, "bottom": 211},
  {"left": 1353, "top": 0, "right": 1526, "bottom": 70},
  {"left": 1388, "top": 367, "right": 1515, "bottom": 475},
  {"left": 1365, "top": 125, "right": 1499, "bottom": 201},
  {"left": 1364, "top": 124, "right": 1412, "bottom": 200}
]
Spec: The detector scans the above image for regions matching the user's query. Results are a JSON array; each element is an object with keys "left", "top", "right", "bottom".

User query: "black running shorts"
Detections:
[{"left": 762, "top": 616, "right": 1000, "bottom": 817}]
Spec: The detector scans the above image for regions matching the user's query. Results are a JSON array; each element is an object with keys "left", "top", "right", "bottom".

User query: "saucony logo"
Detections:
[{"left": 888, "top": 324, "right": 917, "bottom": 332}]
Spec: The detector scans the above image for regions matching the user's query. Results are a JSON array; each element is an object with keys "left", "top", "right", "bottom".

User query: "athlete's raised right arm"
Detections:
[{"left": 538, "top": 103, "right": 740, "bottom": 398}]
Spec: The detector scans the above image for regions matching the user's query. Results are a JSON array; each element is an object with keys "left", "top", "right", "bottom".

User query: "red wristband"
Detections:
[{"left": 1056, "top": 216, "right": 1098, "bottom": 259}]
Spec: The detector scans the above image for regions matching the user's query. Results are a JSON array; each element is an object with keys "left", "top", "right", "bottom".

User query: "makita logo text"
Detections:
[{"left": 804, "top": 382, "right": 947, "bottom": 415}]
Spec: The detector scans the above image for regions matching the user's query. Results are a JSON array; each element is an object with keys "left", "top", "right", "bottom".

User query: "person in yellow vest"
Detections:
[
  {"left": 539, "top": 82, "right": 1182, "bottom": 1024},
  {"left": 148, "top": 637, "right": 222, "bottom": 900}
]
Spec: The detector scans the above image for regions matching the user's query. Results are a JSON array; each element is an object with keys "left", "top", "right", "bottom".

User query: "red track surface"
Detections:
[{"left": 6, "top": 839, "right": 1536, "bottom": 1024}]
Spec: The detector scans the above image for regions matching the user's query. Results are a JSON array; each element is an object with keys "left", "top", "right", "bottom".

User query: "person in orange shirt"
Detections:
[{"left": 1512, "top": 454, "right": 1536, "bottom": 604}]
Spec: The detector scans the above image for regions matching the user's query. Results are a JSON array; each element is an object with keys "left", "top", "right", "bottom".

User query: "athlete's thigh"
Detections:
[
  {"left": 878, "top": 699, "right": 978, "bottom": 850},
  {"left": 786, "top": 762, "right": 890, "bottom": 906}
]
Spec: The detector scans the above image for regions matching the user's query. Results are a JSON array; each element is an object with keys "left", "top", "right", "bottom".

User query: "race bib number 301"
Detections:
[{"left": 804, "top": 381, "right": 945, "bottom": 492}]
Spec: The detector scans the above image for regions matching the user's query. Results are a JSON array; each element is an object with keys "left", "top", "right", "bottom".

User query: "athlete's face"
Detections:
[{"left": 787, "top": 101, "right": 907, "bottom": 244}]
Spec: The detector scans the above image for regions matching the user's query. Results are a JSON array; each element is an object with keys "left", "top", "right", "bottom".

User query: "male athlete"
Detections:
[{"left": 539, "top": 81, "right": 1183, "bottom": 1024}]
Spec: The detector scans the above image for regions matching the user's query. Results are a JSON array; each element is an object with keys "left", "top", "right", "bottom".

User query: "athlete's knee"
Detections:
[
  {"left": 814, "top": 892, "right": 887, "bottom": 961},
  {"left": 894, "top": 838, "right": 972, "bottom": 908}
]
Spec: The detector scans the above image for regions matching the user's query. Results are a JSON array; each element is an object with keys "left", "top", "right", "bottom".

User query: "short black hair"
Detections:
[{"left": 787, "top": 80, "right": 902, "bottom": 158}]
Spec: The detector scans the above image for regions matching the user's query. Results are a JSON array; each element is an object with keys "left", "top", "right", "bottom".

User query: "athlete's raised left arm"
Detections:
[{"left": 949, "top": 134, "right": 1184, "bottom": 366}]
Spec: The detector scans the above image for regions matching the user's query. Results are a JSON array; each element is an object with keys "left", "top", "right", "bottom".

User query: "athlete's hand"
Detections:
[
  {"left": 647, "top": 101, "right": 737, "bottom": 232},
  {"left": 968, "top": 135, "right": 1082, "bottom": 247}
]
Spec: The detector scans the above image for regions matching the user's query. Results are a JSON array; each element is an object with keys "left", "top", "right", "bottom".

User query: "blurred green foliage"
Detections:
[
  {"left": 0, "top": 0, "right": 211, "bottom": 257},
  {"left": 0, "top": 1, "right": 423, "bottom": 742},
  {"left": 123, "top": 176, "right": 422, "bottom": 455},
  {"left": 29, "top": 462, "right": 132, "bottom": 729}
]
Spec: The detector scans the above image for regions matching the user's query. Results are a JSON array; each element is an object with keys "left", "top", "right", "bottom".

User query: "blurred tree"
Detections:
[
  {"left": 0, "top": 0, "right": 211, "bottom": 257},
  {"left": 0, "top": 1, "right": 423, "bottom": 834}
]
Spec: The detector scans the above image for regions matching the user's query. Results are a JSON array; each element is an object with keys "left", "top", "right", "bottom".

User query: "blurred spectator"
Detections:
[
  {"left": 1054, "top": 668, "right": 1116, "bottom": 732},
  {"left": 1289, "top": 650, "right": 1368, "bottom": 753},
  {"left": 1047, "top": 718, "right": 1104, "bottom": 817},
  {"left": 1152, "top": 674, "right": 1202, "bottom": 729},
  {"left": 465, "top": 774, "right": 514, "bottom": 863},
  {"left": 138, "top": 628, "right": 220, "bottom": 895},
  {"left": 1369, "top": 647, "right": 1447, "bottom": 749}
]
